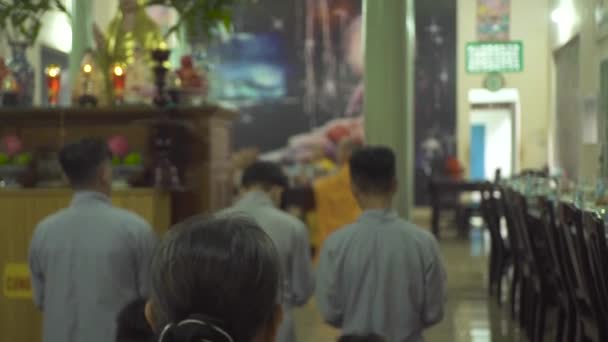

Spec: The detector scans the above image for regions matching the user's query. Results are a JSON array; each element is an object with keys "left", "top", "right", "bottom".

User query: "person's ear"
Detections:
[
  {"left": 269, "top": 186, "right": 284, "bottom": 206},
  {"left": 144, "top": 301, "right": 157, "bottom": 332}
]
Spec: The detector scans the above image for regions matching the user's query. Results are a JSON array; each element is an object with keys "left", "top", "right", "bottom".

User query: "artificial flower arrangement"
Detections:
[
  {"left": 0, "top": 134, "right": 32, "bottom": 167},
  {"left": 0, "top": 134, "right": 32, "bottom": 187},
  {"left": 107, "top": 135, "right": 144, "bottom": 187},
  {"left": 107, "top": 135, "right": 143, "bottom": 167}
]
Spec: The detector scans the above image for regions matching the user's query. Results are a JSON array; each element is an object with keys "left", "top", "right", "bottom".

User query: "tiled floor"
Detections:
[{"left": 294, "top": 214, "right": 528, "bottom": 342}]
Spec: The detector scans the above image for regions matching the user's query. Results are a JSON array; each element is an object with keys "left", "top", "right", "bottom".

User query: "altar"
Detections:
[{"left": 0, "top": 105, "right": 236, "bottom": 342}]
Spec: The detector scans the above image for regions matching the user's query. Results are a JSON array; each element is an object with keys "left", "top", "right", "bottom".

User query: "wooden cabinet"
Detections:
[
  {"left": 0, "top": 105, "right": 236, "bottom": 342},
  {"left": 0, "top": 105, "right": 237, "bottom": 221}
]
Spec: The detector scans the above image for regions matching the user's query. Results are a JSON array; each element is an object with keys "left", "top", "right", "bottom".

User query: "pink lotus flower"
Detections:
[
  {"left": 2, "top": 134, "right": 23, "bottom": 157},
  {"left": 107, "top": 135, "right": 130, "bottom": 157}
]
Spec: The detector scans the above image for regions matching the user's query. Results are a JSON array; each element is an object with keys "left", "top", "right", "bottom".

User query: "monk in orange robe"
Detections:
[{"left": 313, "top": 139, "right": 362, "bottom": 247}]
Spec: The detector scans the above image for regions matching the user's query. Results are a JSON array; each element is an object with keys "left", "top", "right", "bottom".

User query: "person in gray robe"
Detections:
[
  {"left": 28, "top": 138, "right": 158, "bottom": 342},
  {"left": 218, "top": 161, "right": 315, "bottom": 342},
  {"left": 316, "top": 146, "right": 447, "bottom": 342}
]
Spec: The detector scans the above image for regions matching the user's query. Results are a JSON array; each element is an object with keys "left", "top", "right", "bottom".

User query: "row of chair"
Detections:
[{"left": 480, "top": 181, "right": 608, "bottom": 342}]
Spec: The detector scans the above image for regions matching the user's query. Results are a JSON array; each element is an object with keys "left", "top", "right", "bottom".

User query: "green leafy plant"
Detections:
[
  {"left": 145, "top": 0, "right": 240, "bottom": 40},
  {"left": 0, "top": 0, "right": 70, "bottom": 45}
]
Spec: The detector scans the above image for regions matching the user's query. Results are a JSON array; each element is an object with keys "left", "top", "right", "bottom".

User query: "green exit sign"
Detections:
[{"left": 466, "top": 41, "right": 524, "bottom": 74}]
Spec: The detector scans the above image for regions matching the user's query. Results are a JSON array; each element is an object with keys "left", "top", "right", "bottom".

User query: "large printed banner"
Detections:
[{"left": 208, "top": 0, "right": 456, "bottom": 205}]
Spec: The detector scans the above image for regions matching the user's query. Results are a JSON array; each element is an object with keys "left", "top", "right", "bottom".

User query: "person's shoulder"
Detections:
[
  {"left": 324, "top": 221, "right": 359, "bottom": 248},
  {"left": 269, "top": 207, "right": 307, "bottom": 231},
  {"left": 396, "top": 219, "right": 438, "bottom": 246},
  {"left": 109, "top": 206, "right": 152, "bottom": 231},
  {"left": 34, "top": 209, "right": 64, "bottom": 232}
]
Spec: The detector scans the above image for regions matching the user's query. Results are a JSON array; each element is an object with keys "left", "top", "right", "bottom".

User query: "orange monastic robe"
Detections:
[{"left": 313, "top": 166, "right": 361, "bottom": 247}]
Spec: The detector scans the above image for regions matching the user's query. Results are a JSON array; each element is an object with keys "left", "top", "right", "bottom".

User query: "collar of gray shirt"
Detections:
[
  {"left": 359, "top": 208, "right": 399, "bottom": 223},
  {"left": 70, "top": 191, "right": 111, "bottom": 207},
  {"left": 236, "top": 191, "right": 274, "bottom": 208}
]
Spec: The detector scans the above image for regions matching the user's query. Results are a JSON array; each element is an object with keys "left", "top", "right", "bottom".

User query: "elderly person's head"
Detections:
[{"left": 145, "top": 215, "right": 283, "bottom": 342}]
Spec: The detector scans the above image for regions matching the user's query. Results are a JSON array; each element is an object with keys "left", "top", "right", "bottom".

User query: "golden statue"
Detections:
[{"left": 94, "top": 0, "right": 165, "bottom": 66}]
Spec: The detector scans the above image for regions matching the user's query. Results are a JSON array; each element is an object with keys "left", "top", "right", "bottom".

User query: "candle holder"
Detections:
[
  {"left": 151, "top": 48, "right": 171, "bottom": 108},
  {"left": 145, "top": 47, "right": 185, "bottom": 190},
  {"left": 45, "top": 64, "right": 61, "bottom": 107},
  {"left": 78, "top": 63, "right": 98, "bottom": 107},
  {"left": 1, "top": 73, "right": 19, "bottom": 106},
  {"left": 112, "top": 63, "right": 126, "bottom": 105}
]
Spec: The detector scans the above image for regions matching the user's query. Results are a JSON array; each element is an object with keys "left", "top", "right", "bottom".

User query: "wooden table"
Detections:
[{"left": 429, "top": 179, "right": 489, "bottom": 238}]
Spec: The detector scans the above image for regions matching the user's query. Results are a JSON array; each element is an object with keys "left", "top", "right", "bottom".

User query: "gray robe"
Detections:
[
  {"left": 28, "top": 191, "right": 158, "bottom": 342},
  {"left": 219, "top": 191, "right": 315, "bottom": 342},
  {"left": 316, "top": 209, "right": 447, "bottom": 342}
]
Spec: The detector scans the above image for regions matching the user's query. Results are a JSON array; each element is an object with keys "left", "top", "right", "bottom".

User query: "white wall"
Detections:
[
  {"left": 549, "top": 0, "right": 607, "bottom": 181},
  {"left": 471, "top": 109, "right": 514, "bottom": 179},
  {"left": 458, "top": 0, "right": 552, "bottom": 172}
]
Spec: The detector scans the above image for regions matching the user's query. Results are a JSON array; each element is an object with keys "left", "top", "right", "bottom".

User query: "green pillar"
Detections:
[
  {"left": 363, "top": 0, "right": 416, "bottom": 218},
  {"left": 69, "top": 0, "right": 93, "bottom": 82}
]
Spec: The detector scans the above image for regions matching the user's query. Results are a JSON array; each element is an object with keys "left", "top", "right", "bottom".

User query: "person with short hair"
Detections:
[
  {"left": 29, "top": 138, "right": 158, "bottom": 342},
  {"left": 316, "top": 146, "right": 447, "bottom": 341},
  {"left": 145, "top": 215, "right": 283, "bottom": 342},
  {"left": 219, "top": 161, "right": 314, "bottom": 342}
]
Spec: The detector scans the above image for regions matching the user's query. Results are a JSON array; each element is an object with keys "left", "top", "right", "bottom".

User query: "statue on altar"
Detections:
[
  {"left": 89, "top": 0, "right": 165, "bottom": 103},
  {"left": 94, "top": 0, "right": 165, "bottom": 66},
  {"left": 72, "top": 49, "right": 107, "bottom": 105}
]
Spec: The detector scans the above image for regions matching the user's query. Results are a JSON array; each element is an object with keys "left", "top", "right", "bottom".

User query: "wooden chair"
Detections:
[
  {"left": 559, "top": 203, "right": 605, "bottom": 342},
  {"left": 498, "top": 186, "right": 523, "bottom": 320},
  {"left": 503, "top": 189, "right": 540, "bottom": 339},
  {"left": 480, "top": 184, "right": 511, "bottom": 305},
  {"left": 538, "top": 197, "right": 577, "bottom": 341},
  {"left": 514, "top": 193, "right": 557, "bottom": 342},
  {"left": 581, "top": 212, "right": 608, "bottom": 337}
]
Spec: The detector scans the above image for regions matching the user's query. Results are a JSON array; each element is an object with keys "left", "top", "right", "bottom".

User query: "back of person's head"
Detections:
[
  {"left": 147, "top": 215, "right": 282, "bottom": 342},
  {"left": 241, "top": 161, "right": 288, "bottom": 205},
  {"left": 338, "top": 334, "right": 385, "bottom": 342},
  {"left": 59, "top": 137, "right": 111, "bottom": 190},
  {"left": 116, "top": 298, "right": 155, "bottom": 342},
  {"left": 349, "top": 146, "right": 396, "bottom": 195}
]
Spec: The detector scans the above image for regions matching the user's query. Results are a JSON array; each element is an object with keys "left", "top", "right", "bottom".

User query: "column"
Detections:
[
  {"left": 69, "top": 0, "right": 93, "bottom": 82},
  {"left": 363, "top": 0, "right": 416, "bottom": 218}
]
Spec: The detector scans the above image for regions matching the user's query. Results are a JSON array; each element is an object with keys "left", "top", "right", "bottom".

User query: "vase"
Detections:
[{"left": 7, "top": 42, "right": 34, "bottom": 106}]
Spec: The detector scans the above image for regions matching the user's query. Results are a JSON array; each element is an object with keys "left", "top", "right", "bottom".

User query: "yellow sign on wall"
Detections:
[{"left": 3, "top": 263, "right": 32, "bottom": 299}]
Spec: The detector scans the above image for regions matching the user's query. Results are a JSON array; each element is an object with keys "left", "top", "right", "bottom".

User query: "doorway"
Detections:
[{"left": 469, "top": 107, "right": 515, "bottom": 180}]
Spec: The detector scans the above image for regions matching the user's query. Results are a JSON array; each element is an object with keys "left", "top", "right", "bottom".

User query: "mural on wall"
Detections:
[
  {"left": 204, "top": 0, "right": 363, "bottom": 152},
  {"left": 477, "top": 0, "right": 511, "bottom": 41},
  {"left": 209, "top": 0, "right": 457, "bottom": 205},
  {"left": 414, "top": 1, "right": 458, "bottom": 205}
]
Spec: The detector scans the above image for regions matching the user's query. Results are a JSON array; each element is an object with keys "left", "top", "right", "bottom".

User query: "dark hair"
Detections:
[
  {"left": 241, "top": 161, "right": 288, "bottom": 190},
  {"left": 338, "top": 334, "right": 385, "bottom": 342},
  {"left": 349, "top": 146, "right": 396, "bottom": 194},
  {"left": 150, "top": 215, "right": 281, "bottom": 342},
  {"left": 59, "top": 138, "right": 111, "bottom": 187},
  {"left": 116, "top": 299, "right": 155, "bottom": 342}
]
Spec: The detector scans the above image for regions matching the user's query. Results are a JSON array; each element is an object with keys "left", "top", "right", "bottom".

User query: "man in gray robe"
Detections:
[
  {"left": 219, "top": 161, "right": 315, "bottom": 342},
  {"left": 28, "top": 138, "right": 158, "bottom": 342},
  {"left": 316, "top": 146, "right": 447, "bottom": 342}
]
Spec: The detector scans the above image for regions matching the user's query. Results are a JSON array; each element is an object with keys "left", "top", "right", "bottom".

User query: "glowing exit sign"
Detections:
[{"left": 466, "top": 41, "right": 524, "bottom": 73}]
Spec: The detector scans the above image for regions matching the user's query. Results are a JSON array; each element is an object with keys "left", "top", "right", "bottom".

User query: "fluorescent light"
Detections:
[{"left": 551, "top": 8, "right": 564, "bottom": 23}]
